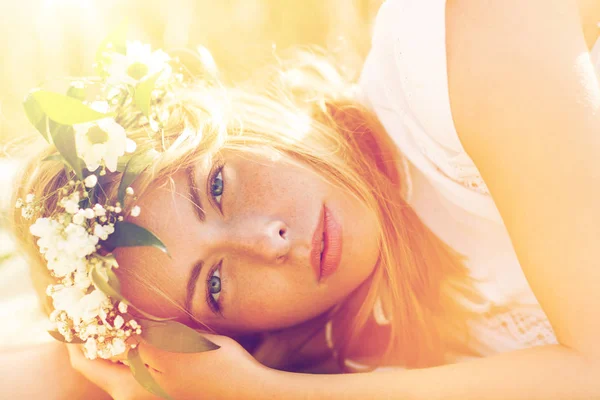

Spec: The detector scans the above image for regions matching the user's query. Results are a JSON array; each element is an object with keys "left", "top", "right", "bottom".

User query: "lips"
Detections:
[{"left": 310, "top": 205, "right": 342, "bottom": 281}]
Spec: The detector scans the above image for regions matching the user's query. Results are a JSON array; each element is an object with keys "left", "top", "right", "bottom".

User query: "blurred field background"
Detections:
[{"left": 0, "top": 0, "right": 382, "bottom": 347}]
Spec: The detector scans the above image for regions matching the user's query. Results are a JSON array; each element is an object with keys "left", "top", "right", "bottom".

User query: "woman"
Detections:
[{"left": 7, "top": 0, "right": 600, "bottom": 398}]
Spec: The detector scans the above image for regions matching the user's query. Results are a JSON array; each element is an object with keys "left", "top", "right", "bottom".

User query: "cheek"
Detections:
[
  {"left": 224, "top": 270, "right": 333, "bottom": 331},
  {"left": 232, "top": 157, "right": 324, "bottom": 209}
]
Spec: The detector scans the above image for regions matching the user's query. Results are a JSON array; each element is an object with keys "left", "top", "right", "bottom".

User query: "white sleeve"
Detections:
[{"left": 360, "top": 0, "right": 503, "bottom": 224}]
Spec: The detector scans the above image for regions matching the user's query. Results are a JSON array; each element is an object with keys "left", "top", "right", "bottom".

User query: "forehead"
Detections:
[{"left": 113, "top": 170, "right": 199, "bottom": 320}]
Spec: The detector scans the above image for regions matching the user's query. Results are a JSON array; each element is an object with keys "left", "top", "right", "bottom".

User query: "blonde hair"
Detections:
[{"left": 10, "top": 50, "right": 481, "bottom": 371}]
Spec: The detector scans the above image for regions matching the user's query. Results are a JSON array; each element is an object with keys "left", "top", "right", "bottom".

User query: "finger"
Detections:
[
  {"left": 67, "top": 345, "right": 164, "bottom": 400},
  {"left": 66, "top": 344, "right": 131, "bottom": 390}
]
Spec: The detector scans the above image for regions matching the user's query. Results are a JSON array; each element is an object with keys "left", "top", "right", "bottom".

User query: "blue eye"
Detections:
[
  {"left": 210, "top": 167, "right": 224, "bottom": 205},
  {"left": 206, "top": 261, "right": 223, "bottom": 315},
  {"left": 208, "top": 268, "right": 221, "bottom": 302}
]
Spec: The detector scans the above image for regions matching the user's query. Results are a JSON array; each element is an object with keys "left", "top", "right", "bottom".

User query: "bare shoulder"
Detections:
[
  {"left": 0, "top": 341, "right": 110, "bottom": 400},
  {"left": 445, "top": 0, "right": 597, "bottom": 155},
  {"left": 442, "top": 0, "right": 600, "bottom": 356}
]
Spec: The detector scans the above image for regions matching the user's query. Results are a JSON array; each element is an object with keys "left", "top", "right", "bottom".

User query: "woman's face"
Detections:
[{"left": 115, "top": 148, "right": 380, "bottom": 334}]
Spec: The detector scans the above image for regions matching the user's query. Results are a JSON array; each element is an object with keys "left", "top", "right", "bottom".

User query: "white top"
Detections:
[{"left": 360, "top": 0, "right": 600, "bottom": 357}]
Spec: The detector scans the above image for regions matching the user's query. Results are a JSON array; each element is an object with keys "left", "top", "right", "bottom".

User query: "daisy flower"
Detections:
[
  {"left": 106, "top": 40, "right": 172, "bottom": 86},
  {"left": 74, "top": 101, "right": 136, "bottom": 172}
]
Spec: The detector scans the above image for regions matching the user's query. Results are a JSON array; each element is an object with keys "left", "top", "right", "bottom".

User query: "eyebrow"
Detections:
[
  {"left": 184, "top": 167, "right": 206, "bottom": 318},
  {"left": 185, "top": 260, "right": 204, "bottom": 318},
  {"left": 186, "top": 166, "right": 205, "bottom": 222}
]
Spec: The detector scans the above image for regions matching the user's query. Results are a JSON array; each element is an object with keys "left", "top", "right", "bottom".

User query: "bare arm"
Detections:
[
  {"left": 257, "top": 1, "right": 600, "bottom": 399},
  {"left": 0, "top": 342, "right": 111, "bottom": 400}
]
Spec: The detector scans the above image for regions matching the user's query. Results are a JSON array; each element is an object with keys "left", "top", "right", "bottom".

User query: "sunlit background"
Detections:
[
  {"left": 0, "top": 0, "right": 382, "bottom": 347},
  {"left": 0, "top": 0, "right": 382, "bottom": 144}
]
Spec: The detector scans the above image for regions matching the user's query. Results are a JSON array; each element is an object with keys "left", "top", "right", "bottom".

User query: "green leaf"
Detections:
[
  {"left": 90, "top": 265, "right": 123, "bottom": 301},
  {"left": 23, "top": 92, "right": 50, "bottom": 142},
  {"left": 32, "top": 90, "right": 112, "bottom": 125},
  {"left": 47, "top": 330, "right": 85, "bottom": 344},
  {"left": 106, "top": 268, "right": 121, "bottom": 293},
  {"left": 103, "top": 221, "right": 168, "bottom": 255},
  {"left": 42, "top": 154, "right": 64, "bottom": 162},
  {"left": 127, "top": 347, "right": 173, "bottom": 400},
  {"left": 90, "top": 264, "right": 173, "bottom": 322},
  {"left": 66, "top": 84, "right": 86, "bottom": 101},
  {"left": 51, "top": 124, "right": 83, "bottom": 179},
  {"left": 134, "top": 71, "right": 162, "bottom": 117},
  {"left": 116, "top": 153, "right": 134, "bottom": 172},
  {"left": 140, "top": 319, "right": 220, "bottom": 353},
  {"left": 117, "top": 149, "right": 159, "bottom": 204}
]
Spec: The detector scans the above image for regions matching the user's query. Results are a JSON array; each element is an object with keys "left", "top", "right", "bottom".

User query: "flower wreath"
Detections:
[{"left": 17, "top": 27, "right": 218, "bottom": 398}]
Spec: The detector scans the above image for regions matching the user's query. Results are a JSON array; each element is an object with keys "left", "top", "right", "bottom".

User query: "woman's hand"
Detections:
[{"left": 66, "top": 334, "right": 270, "bottom": 400}]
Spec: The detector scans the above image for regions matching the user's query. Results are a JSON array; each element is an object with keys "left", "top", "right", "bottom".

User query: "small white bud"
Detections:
[
  {"left": 126, "top": 187, "right": 134, "bottom": 195},
  {"left": 113, "top": 315, "right": 124, "bottom": 329},
  {"left": 126, "top": 139, "right": 137, "bottom": 153},
  {"left": 94, "top": 204, "right": 106, "bottom": 217},
  {"left": 72, "top": 212, "right": 85, "bottom": 225},
  {"left": 26, "top": 194, "right": 35, "bottom": 203},
  {"left": 83, "top": 208, "right": 95, "bottom": 219},
  {"left": 84, "top": 174, "right": 98, "bottom": 188},
  {"left": 118, "top": 302, "right": 128, "bottom": 313},
  {"left": 130, "top": 206, "right": 141, "bottom": 217}
]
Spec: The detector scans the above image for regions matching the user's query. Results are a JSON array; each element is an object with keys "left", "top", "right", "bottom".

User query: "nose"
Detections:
[{"left": 225, "top": 217, "right": 291, "bottom": 264}]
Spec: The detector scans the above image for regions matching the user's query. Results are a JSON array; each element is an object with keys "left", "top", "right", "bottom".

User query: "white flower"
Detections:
[
  {"left": 84, "top": 174, "right": 98, "bottom": 188},
  {"left": 26, "top": 194, "right": 35, "bottom": 203},
  {"left": 59, "top": 192, "right": 80, "bottom": 214},
  {"left": 30, "top": 217, "right": 58, "bottom": 238},
  {"left": 74, "top": 102, "right": 135, "bottom": 172},
  {"left": 83, "top": 208, "right": 95, "bottom": 219},
  {"left": 72, "top": 212, "right": 85, "bottom": 225},
  {"left": 21, "top": 207, "right": 34, "bottom": 219},
  {"left": 15, "top": 198, "right": 23, "bottom": 208},
  {"left": 118, "top": 302, "right": 128, "bottom": 313},
  {"left": 125, "top": 187, "right": 134, "bottom": 195},
  {"left": 85, "top": 324, "right": 98, "bottom": 336},
  {"left": 130, "top": 206, "right": 141, "bottom": 217},
  {"left": 64, "top": 200, "right": 79, "bottom": 214},
  {"left": 106, "top": 41, "right": 172, "bottom": 86},
  {"left": 33, "top": 217, "right": 98, "bottom": 277},
  {"left": 52, "top": 287, "right": 84, "bottom": 316},
  {"left": 74, "top": 269, "right": 91, "bottom": 290},
  {"left": 57, "top": 321, "right": 72, "bottom": 341},
  {"left": 93, "top": 204, "right": 106, "bottom": 217},
  {"left": 73, "top": 209, "right": 94, "bottom": 225},
  {"left": 111, "top": 338, "right": 127, "bottom": 357},
  {"left": 76, "top": 289, "right": 109, "bottom": 323},
  {"left": 56, "top": 288, "right": 108, "bottom": 325},
  {"left": 93, "top": 223, "right": 115, "bottom": 240},
  {"left": 63, "top": 223, "right": 99, "bottom": 258},
  {"left": 84, "top": 338, "right": 98, "bottom": 360},
  {"left": 113, "top": 315, "right": 124, "bottom": 329}
]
